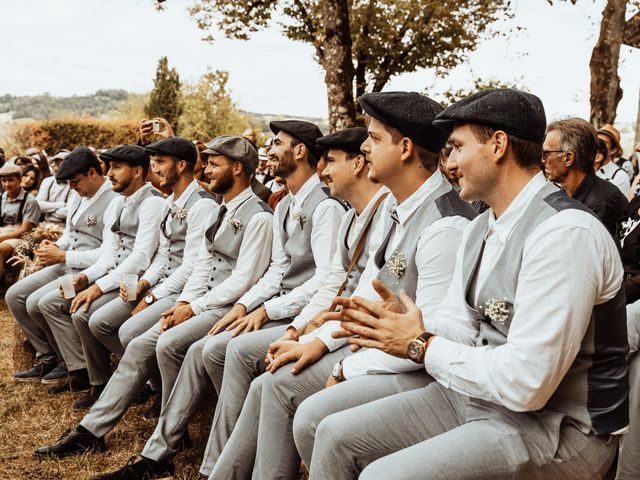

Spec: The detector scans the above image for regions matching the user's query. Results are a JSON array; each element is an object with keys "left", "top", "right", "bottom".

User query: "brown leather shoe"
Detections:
[{"left": 72, "top": 383, "right": 106, "bottom": 411}]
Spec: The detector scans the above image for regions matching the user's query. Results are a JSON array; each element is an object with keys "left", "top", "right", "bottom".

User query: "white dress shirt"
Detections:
[
  {"left": 141, "top": 181, "right": 217, "bottom": 299},
  {"left": 426, "top": 172, "right": 623, "bottom": 412},
  {"left": 37, "top": 175, "right": 73, "bottom": 221},
  {"left": 81, "top": 184, "right": 165, "bottom": 293},
  {"left": 597, "top": 161, "right": 630, "bottom": 196},
  {"left": 333, "top": 170, "right": 471, "bottom": 378},
  {"left": 237, "top": 174, "right": 346, "bottom": 320},
  {"left": 56, "top": 180, "right": 115, "bottom": 270},
  {"left": 291, "top": 186, "right": 390, "bottom": 334},
  {"left": 178, "top": 187, "right": 273, "bottom": 314}
]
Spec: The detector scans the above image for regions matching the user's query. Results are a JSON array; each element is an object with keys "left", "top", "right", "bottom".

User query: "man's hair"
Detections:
[
  {"left": 597, "top": 138, "right": 609, "bottom": 160},
  {"left": 363, "top": 113, "right": 439, "bottom": 171},
  {"left": 546, "top": 118, "right": 598, "bottom": 173},
  {"left": 469, "top": 124, "right": 543, "bottom": 169},
  {"left": 290, "top": 138, "right": 319, "bottom": 169}
]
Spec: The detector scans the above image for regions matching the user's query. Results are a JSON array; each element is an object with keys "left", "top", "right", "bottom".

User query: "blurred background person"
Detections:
[{"left": 21, "top": 164, "right": 41, "bottom": 196}]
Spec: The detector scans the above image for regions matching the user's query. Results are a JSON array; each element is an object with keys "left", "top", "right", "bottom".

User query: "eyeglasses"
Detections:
[{"left": 542, "top": 150, "right": 566, "bottom": 161}]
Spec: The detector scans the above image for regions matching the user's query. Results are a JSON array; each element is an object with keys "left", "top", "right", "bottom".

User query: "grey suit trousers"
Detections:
[
  {"left": 616, "top": 301, "right": 640, "bottom": 479},
  {"left": 38, "top": 289, "right": 119, "bottom": 373},
  {"left": 6, "top": 264, "right": 66, "bottom": 358},
  {"left": 309, "top": 382, "right": 618, "bottom": 480},
  {"left": 82, "top": 303, "right": 227, "bottom": 438}
]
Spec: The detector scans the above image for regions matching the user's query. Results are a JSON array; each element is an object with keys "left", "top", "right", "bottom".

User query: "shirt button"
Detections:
[
  {"left": 213, "top": 267, "right": 216, "bottom": 271},
  {"left": 348, "top": 274, "right": 353, "bottom": 279},
  {"left": 481, "top": 339, "right": 488, "bottom": 346}
]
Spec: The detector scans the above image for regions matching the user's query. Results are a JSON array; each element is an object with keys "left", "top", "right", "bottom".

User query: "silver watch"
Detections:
[
  {"left": 331, "top": 359, "right": 346, "bottom": 383},
  {"left": 144, "top": 294, "right": 155, "bottom": 305}
]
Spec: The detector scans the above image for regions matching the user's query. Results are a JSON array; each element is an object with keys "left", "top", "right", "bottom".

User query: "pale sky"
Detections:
[{"left": 1, "top": 0, "right": 639, "bottom": 125}]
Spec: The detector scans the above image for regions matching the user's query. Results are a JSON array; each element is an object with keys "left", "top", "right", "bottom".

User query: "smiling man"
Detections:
[{"left": 542, "top": 117, "right": 627, "bottom": 240}]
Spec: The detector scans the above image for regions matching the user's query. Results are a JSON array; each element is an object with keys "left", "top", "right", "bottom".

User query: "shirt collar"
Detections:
[
  {"left": 290, "top": 174, "right": 321, "bottom": 210},
  {"left": 222, "top": 186, "right": 254, "bottom": 215},
  {"left": 393, "top": 169, "right": 447, "bottom": 226},
  {"left": 570, "top": 171, "right": 595, "bottom": 200},
  {"left": 166, "top": 180, "right": 201, "bottom": 209},
  {"left": 486, "top": 172, "right": 550, "bottom": 244},
  {"left": 123, "top": 182, "right": 152, "bottom": 206},
  {"left": 90, "top": 179, "right": 113, "bottom": 200},
  {"left": 4, "top": 188, "right": 27, "bottom": 202}
]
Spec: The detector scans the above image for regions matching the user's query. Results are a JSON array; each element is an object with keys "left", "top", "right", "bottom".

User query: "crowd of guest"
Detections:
[{"left": 1, "top": 89, "right": 640, "bottom": 480}]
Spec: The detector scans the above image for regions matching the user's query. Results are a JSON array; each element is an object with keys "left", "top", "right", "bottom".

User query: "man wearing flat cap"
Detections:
[
  {"left": 312, "top": 89, "right": 628, "bottom": 480},
  {"left": 0, "top": 163, "right": 41, "bottom": 282},
  {"left": 202, "top": 126, "right": 393, "bottom": 479},
  {"left": 35, "top": 145, "right": 165, "bottom": 409},
  {"left": 9, "top": 147, "right": 118, "bottom": 385},
  {"left": 35, "top": 150, "right": 74, "bottom": 224},
  {"left": 40, "top": 135, "right": 275, "bottom": 471}
]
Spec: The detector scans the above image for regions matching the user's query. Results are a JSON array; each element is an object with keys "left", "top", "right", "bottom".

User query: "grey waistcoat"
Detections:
[
  {"left": 204, "top": 196, "right": 272, "bottom": 292},
  {"left": 374, "top": 183, "right": 477, "bottom": 299},
  {"left": 278, "top": 183, "right": 344, "bottom": 293},
  {"left": 67, "top": 187, "right": 118, "bottom": 254},
  {"left": 111, "top": 184, "right": 160, "bottom": 268},
  {"left": 461, "top": 182, "right": 628, "bottom": 435},
  {"left": 161, "top": 188, "right": 214, "bottom": 280},
  {"left": 338, "top": 197, "right": 387, "bottom": 299}
]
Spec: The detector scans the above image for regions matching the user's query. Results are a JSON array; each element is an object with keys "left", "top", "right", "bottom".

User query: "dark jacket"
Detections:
[
  {"left": 621, "top": 195, "right": 640, "bottom": 302},
  {"left": 572, "top": 171, "right": 628, "bottom": 240}
]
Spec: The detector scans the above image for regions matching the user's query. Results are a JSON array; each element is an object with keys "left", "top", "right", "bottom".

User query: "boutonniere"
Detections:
[
  {"left": 292, "top": 211, "right": 306, "bottom": 228},
  {"left": 171, "top": 206, "right": 188, "bottom": 223},
  {"left": 483, "top": 298, "right": 510, "bottom": 325},
  {"left": 386, "top": 252, "right": 406, "bottom": 279},
  {"left": 85, "top": 215, "right": 97, "bottom": 226},
  {"left": 228, "top": 218, "right": 243, "bottom": 234}
]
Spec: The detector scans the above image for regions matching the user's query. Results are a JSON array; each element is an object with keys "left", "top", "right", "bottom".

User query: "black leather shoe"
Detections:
[
  {"left": 14, "top": 361, "right": 56, "bottom": 382},
  {"left": 41, "top": 363, "right": 68, "bottom": 384},
  {"left": 48, "top": 369, "right": 91, "bottom": 394},
  {"left": 91, "top": 455, "right": 175, "bottom": 480},
  {"left": 34, "top": 427, "right": 105, "bottom": 458},
  {"left": 177, "top": 430, "right": 193, "bottom": 452},
  {"left": 142, "top": 394, "right": 162, "bottom": 419},
  {"left": 133, "top": 384, "right": 158, "bottom": 406},
  {"left": 72, "top": 383, "right": 106, "bottom": 411}
]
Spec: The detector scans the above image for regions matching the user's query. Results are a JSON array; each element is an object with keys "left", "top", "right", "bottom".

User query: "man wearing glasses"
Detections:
[{"left": 542, "top": 117, "right": 628, "bottom": 240}]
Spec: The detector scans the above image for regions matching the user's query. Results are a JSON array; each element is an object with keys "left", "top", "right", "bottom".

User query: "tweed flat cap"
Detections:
[
  {"left": 0, "top": 163, "right": 22, "bottom": 177},
  {"left": 203, "top": 135, "right": 259, "bottom": 173},
  {"left": 433, "top": 89, "right": 547, "bottom": 145},
  {"left": 144, "top": 137, "right": 198, "bottom": 164},
  {"left": 317, "top": 127, "right": 368, "bottom": 156},
  {"left": 56, "top": 146, "right": 102, "bottom": 181},
  {"left": 100, "top": 145, "right": 150, "bottom": 169},
  {"left": 270, "top": 120, "right": 324, "bottom": 159},
  {"left": 358, "top": 92, "right": 448, "bottom": 153}
]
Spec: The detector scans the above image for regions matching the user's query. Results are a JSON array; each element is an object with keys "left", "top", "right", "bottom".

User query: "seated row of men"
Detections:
[{"left": 7, "top": 89, "right": 635, "bottom": 479}]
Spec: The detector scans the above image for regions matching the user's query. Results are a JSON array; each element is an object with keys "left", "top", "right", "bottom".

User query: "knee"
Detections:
[
  {"left": 156, "top": 332, "right": 176, "bottom": 361},
  {"left": 71, "top": 311, "right": 89, "bottom": 331},
  {"left": 201, "top": 335, "right": 229, "bottom": 369},
  {"left": 25, "top": 292, "right": 41, "bottom": 317},
  {"left": 315, "top": 412, "right": 351, "bottom": 452},
  {"left": 118, "top": 326, "right": 135, "bottom": 349},
  {"left": 5, "top": 282, "right": 23, "bottom": 308},
  {"left": 360, "top": 459, "right": 388, "bottom": 480},
  {"left": 88, "top": 313, "right": 111, "bottom": 338}
]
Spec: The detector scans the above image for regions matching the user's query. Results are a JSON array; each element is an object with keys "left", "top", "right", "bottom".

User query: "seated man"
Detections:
[
  {"left": 0, "top": 163, "right": 41, "bottom": 281},
  {"left": 542, "top": 117, "right": 628, "bottom": 240},
  {"left": 306, "top": 89, "right": 628, "bottom": 479},
  {"left": 36, "top": 150, "right": 74, "bottom": 224},
  {"left": 34, "top": 135, "right": 275, "bottom": 463},
  {"left": 9, "top": 147, "right": 118, "bottom": 383},
  {"left": 36, "top": 145, "right": 165, "bottom": 405}
]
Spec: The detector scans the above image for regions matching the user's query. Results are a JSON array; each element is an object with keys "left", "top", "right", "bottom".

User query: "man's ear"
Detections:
[
  {"left": 491, "top": 131, "right": 509, "bottom": 164},
  {"left": 294, "top": 143, "right": 307, "bottom": 162},
  {"left": 352, "top": 154, "right": 367, "bottom": 175},
  {"left": 565, "top": 152, "right": 576, "bottom": 168},
  {"left": 399, "top": 137, "right": 413, "bottom": 164}
]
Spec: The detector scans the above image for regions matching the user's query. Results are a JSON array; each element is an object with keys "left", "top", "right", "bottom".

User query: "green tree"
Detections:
[
  {"left": 170, "top": 0, "right": 509, "bottom": 131},
  {"left": 145, "top": 56, "right": 183, "bottom": 132},
  {"left": 179, "top": 69, "right": 251, "bottom": 142}
]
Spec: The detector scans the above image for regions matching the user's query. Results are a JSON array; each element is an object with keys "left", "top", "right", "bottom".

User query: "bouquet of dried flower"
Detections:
[
  {"left": 32, "top": 222, "right": 64, "bottom": 242},
  {"left": 7, "top": 232, "right": 43, "bottom": 279}
]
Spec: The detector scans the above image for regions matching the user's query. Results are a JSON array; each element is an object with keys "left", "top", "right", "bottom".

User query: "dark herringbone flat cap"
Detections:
[
  {"left": 270, "top": 120, "right": 324, "bottom": 159},
  {"left": 316, "top": 127, "right": 368, "bottom": 155}
]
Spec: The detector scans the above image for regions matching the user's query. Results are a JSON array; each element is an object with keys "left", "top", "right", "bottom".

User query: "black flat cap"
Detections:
[
  {"left": 56, "top": 146, "right": 102, "bottom": 181},
  {"left": 433, "top": 89, "right": 547, "bottom": 145},
  {"left": 317, "top": 127, "right": 368, "bottom": 156},
  {"left": 144, "top": 137, "right": 198, "bottom": 164},
  {"left": 270, "top": 120, "right": 324, "bottom": 159},
  {"left": 358, "top": 92, "right": 448, "bottom": 153},
  {"left": 203, "top": 135, "right": 259, "bottom": 173},
  {"left": 100, "top": 145, "right": 150, "bottom": 169}
]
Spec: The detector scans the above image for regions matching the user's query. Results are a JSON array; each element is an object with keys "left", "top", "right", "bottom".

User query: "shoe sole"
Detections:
[
  {"left": 13, "top": 376, "right": 43, "bottom": 383},
  {"left": 34, "top": 442, "right": 106, "bottom": 460},
  {"left": 41, "top": 376, "right": 68, "bottom": 385},
  {"left": 48, "top": 386, "right": 91, "bottom": 395}
]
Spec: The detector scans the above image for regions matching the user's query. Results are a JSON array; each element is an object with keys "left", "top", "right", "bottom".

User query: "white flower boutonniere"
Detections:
[
  {"left": 171, "top": 206, "right": 188, "bottom": 224},
  {"left": 292, "top": 211, "right": 306, "bottom": 228},
  {"left": 386, "top": 252, "right": 406, "bottom": 279},
  {"left": 85, "top": 215, "right": 97, "bottom": 227},
  {"left": 228, "top": 218, "right": 243, "bottom": 234},
  {"left": 483, "top": 298, "right": 510, "bottom": 324}
]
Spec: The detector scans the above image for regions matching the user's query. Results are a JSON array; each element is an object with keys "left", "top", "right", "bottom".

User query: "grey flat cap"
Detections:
[{"left": 203, "top": 135, "right": 259, "bottom": 173}]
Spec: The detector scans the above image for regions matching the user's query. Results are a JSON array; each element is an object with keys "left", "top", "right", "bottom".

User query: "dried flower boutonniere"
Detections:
[
  {"left": 228, "top": 218, "right": 243, "bottom": 234},
  {"left": 292, "top": 211, "right": 306, "bottom": 229},
  {"left": 85, "top": 215, "right": 97, "bottom": 227},
  {"left": 170, "top": 206, "right": 188, "bottom": 224},
  {"left": 386, "top": 252, "right": 406, "bottom": 279},
  {"left": 483, "top": 298, "right": 510, "bottom": 325}
]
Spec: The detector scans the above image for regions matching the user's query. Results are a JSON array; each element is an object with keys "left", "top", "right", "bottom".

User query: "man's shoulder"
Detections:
[{"left": 589, "top": 175, "right": 629, "bottom": 205}]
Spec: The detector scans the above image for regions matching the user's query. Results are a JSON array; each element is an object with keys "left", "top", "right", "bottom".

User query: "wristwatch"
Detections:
[
  {"left": 407, "top": 332, "right": 433, "bottom": 364},
  {"left": 144, "top": 294, "right": 156, "bottom": 305},
  {"left": 331, "top": 359, "right": 346, "bottom": 383}
]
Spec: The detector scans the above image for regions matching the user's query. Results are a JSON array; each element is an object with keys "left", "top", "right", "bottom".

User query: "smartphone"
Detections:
[{"left": 152, "top": 120, "right": 161, "bottom": 133}]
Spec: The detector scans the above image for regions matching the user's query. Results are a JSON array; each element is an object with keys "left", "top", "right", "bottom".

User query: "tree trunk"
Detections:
[
  {"left": 321, "top": 0, "right": 356, "bottom": 132},
  {"left": 589, "top": 0, "right": 627, "bottom": 128}
]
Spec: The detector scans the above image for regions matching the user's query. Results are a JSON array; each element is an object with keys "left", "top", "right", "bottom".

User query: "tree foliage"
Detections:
[
  {"left": 178, "top": 69, "right": 251, "bottom": 142},
  {"left": 145, "top": 56, "right": 183, "bottom": 132}
]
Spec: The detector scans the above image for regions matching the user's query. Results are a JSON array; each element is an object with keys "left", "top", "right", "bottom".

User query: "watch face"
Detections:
[
  {"left": 408, "top": 340, "right": 423, "bottom": 361},
  {"left": 144, "top": 294, "right": 154, "bottom": 304},
  {"left": 332, "top": 362, "right": 341, "bottom": 379}
]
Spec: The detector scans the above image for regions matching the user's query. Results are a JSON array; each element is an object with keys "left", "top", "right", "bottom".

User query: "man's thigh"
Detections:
[{"left": 119, "top": 296, "right": 177, "bottom": 347}]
